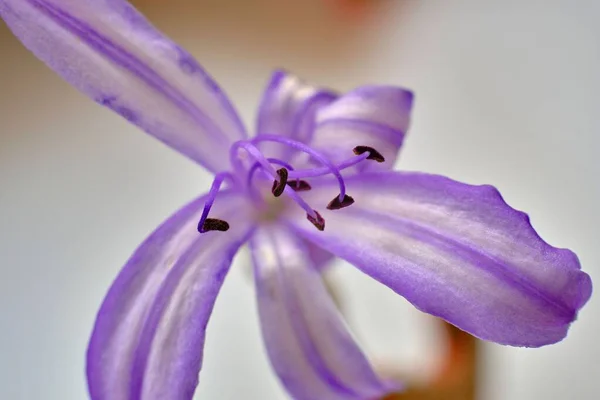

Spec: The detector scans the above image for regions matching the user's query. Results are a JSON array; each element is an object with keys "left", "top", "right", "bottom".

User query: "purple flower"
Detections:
[{"left": 0, "top": 1, "right": 592, "bottom": 400}]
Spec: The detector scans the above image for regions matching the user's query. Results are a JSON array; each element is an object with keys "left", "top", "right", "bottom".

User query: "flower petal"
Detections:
[
  {"left": 250, "top": 225, "right": 396, "bottom": 400},
  {"left": 287, "top": 172, "right": 592, "bottom": 347},
  {"left": 0, "top": 0, "right": 246, "bottom": 172},
  {"left": 305, "top": 240, "right": 336, "bottom": 270},
  {"left": 87, "top": 190, "right": 254, "bottom": 400},
  {"left": 310, "top": 86, "right": 414, "bottom": 171},
  {"left": 256, "top": 70, "right": 337, "bottom": 159}
]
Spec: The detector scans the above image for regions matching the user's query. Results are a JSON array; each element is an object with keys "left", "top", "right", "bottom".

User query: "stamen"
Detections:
[
  {"left": 232, "top": 141, "right": 297, "bottom": 205},
  {"left": 197, "top": 171, "right": 236, "bottom": 233},
  {"left": 239, "top": 152, "right": 317, "bottom": 218},
  {"left": 287, "top": 180, "right": 312, "bottom": 191},
  {"left": 230, "top": 139, "right": 324, "bottom": 228},
  {"left": 271, "top": 168, "right": 289, "bottom": 197},
  {"left": 201, "top": 218, "right": 230, "bottom": 232},
  {"left": 285, "top": 145, "right": 384, "bottom": 180},
  {"left": 353, "top": 146, "right": 385, "bottom": 163},
  {"left": 327, "top": 194, "right": 355, "bottom": 210},
  {"left": 285, "top": 186, "right": 320, "bottom": 220},
  {"left": 307, "top": 211, "right": 325, "bottom": 231},
  {"left": 247, "top": 157, "right": 295, "bottom": 189},
  {"left": 252, "top": 135, "right": 348, "bottom": 202},
  {"left": 287, "top": 152, "right": 369, "bottom": 179}
]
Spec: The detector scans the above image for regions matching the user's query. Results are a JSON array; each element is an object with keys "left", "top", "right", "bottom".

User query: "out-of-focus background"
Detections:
[{"left": 1, "top": 0, "right": 599, "bottom": 399}]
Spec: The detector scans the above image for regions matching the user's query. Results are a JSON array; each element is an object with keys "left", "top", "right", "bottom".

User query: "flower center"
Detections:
[{"left": 197, "top": 135, "right": 385, "bottom": 233}]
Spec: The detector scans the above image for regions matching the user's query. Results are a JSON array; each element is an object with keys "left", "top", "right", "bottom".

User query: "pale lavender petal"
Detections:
[
  {"left": 87, "top": 190, "right": 254, "bottom": 400},
  {"left": 250, "top": 225, "right": 396, "bottom": 400},
  {"left": 0, "top": 0, "right": 246, "bottom": 173},
  {"left": 286, "top": 172, "right": 592, "bottom": 347},
  {"left": 256, "top": 70, "right": 337, "bottom": 159},
  {"left": 310, "top": 86, "right": 414, "bottom": 171}
]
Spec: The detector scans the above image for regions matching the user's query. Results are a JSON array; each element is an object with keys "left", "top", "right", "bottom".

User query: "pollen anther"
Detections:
[
  {"left": 327, "top": 194, "right": 355, "bottom": 210},
  {"left": 271, "top": 168, "right": 289, "bottom": 197},
  {"left": 353, "top": 146, "right": 385, "bottom": 163},
  {"left": 307, "top": 211, "right": 325, "bottom": 231},
  {"left": 200, "top": 218, "right": 230, "bottom": 232},
  {"left": 287, "top": 180, "right": 312, "bottom": 191}
]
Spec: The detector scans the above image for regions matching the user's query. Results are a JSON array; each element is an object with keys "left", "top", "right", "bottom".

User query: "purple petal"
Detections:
[
  {"left": 305, "top": 240, "right": 336, "bottom": 271},
  {"left": 286, "top": 172, "right": 592, "bottom": 347},
  {"left": 310, "top": 86, "right": 414, "bottom": 171},
  {"left": 0, "top": 0, "right": 246, "bottom": 173},
  {"left": 250, "top": 226, "right": 396, "bottom": 400},
  {"left": 256, "top": 70, "right": 337, "bottom": 159},
  {"left": 87, "top": 190, "right": 254, "bottom": 400}
]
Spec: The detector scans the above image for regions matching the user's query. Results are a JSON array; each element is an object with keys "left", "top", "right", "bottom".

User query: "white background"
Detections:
[{"left": 0, "top": 0, "right": 598, "bottom": 399}]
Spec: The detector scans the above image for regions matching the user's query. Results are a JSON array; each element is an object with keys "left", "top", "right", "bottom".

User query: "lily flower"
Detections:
[{"left": 0, "top": 1, "right": 592, "bottom": 400}]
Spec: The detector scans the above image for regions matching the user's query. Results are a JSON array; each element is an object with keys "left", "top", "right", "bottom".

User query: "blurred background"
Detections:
[{"left": 1, "top": 0, "right": 599, "bottom": 399}]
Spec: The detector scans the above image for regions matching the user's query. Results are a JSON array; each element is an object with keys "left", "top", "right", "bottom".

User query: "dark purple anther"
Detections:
[
  {"left": 306, "top": 211, "right": 325, "bottom": 231},
  {"left": 287, "top": 180, "right": 312, "bottom": 192},
  {"left": 353, "top": 146, "right": 385, "bottom": 163},
  {"left": 327, "top": 194, "right": 355, "bottom": 210},
  {"left": 271, "top": 168, "right": 289, "bottom": 197},
  {"left": 200, "top": 218, "right": 230, "bottom": 232}
]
